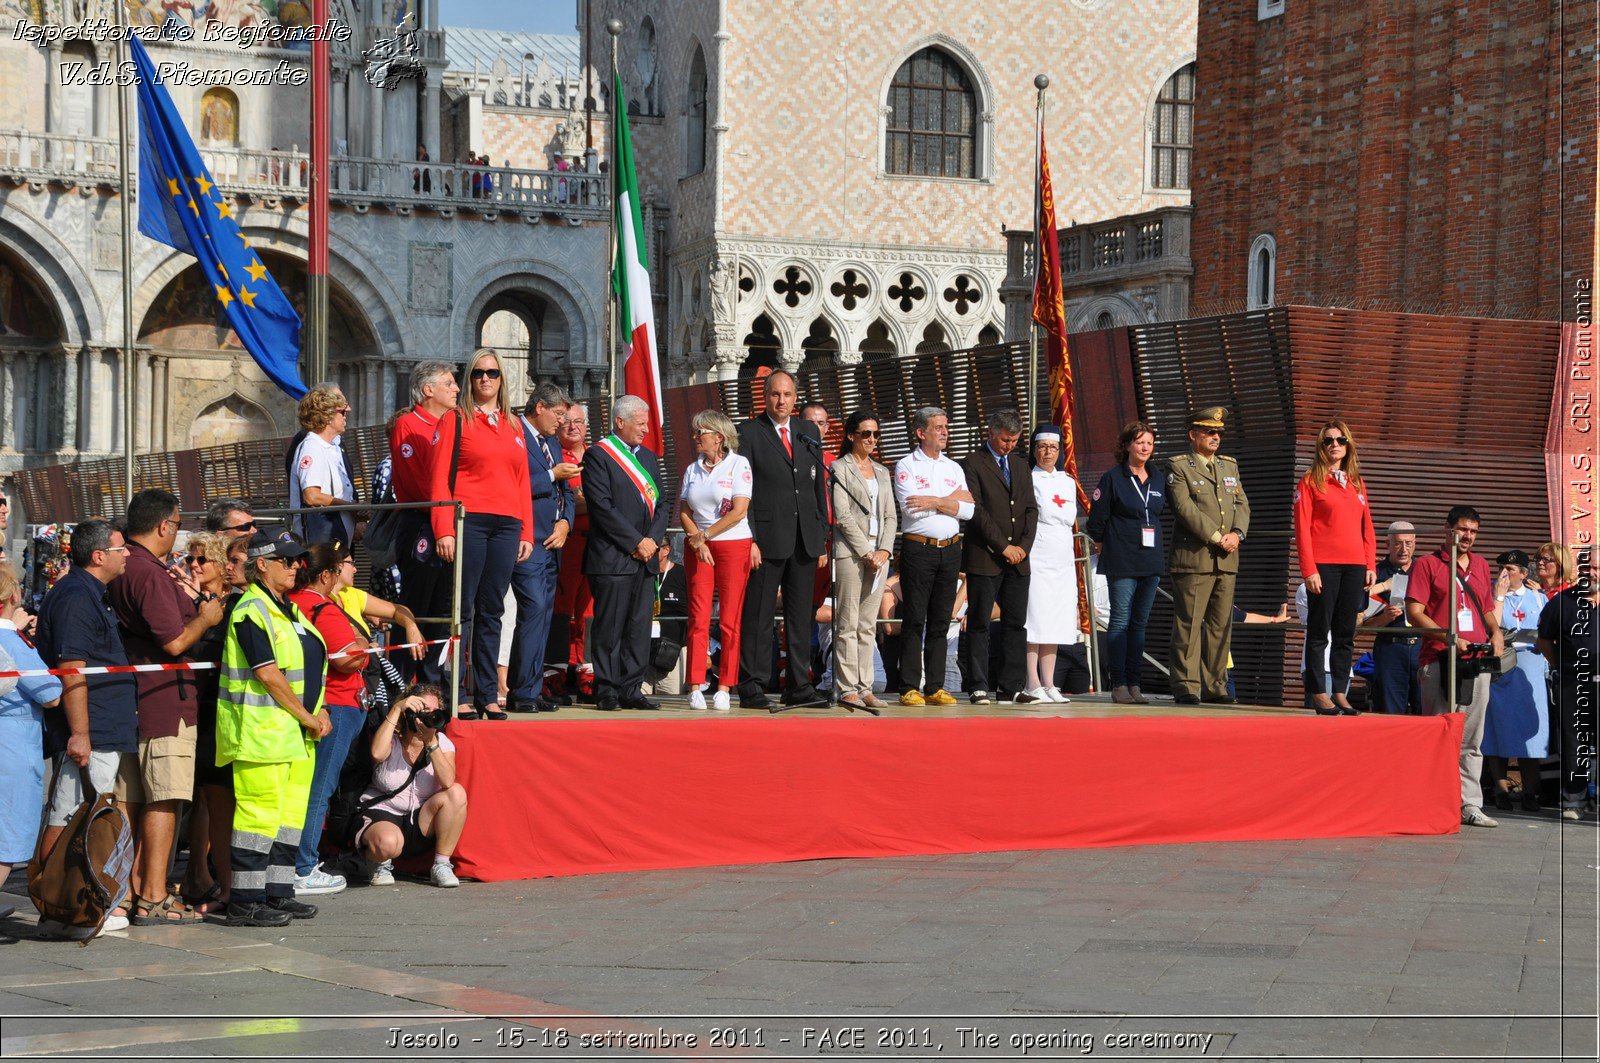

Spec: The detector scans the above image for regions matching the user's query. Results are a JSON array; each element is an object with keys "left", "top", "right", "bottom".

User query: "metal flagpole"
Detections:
[
  {"left": 605, "top": 19, "right": 622, "bottom": 403},
  {"left": 1028, "top": 74, "right": 1048, "bottom": 432},
  {"left": 307, "top": 0, "right": 331, "bottom": 387},
  {"left": 114, "top": 4, "right": 136, "bottom": 504}
]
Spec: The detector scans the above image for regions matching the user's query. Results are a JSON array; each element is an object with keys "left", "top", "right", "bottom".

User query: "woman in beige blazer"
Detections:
[{"left": 830, "top": 410, "right": 898, "bottom": 713}]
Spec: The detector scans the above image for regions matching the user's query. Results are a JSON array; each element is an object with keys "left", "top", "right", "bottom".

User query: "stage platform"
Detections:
[{"left": 448, "top": 696, "right": 1466, "bottom": 883}]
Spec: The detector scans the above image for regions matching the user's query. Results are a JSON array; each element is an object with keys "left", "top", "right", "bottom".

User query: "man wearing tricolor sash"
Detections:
[{"left": 581, "top": 396, "right": 670, "bottom": 711}]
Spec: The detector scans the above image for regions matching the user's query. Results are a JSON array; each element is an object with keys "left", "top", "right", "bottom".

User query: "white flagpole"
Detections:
[
  {"left": 114, "top": 5, "right": 136, "bottom": 504},
  {"left": 1029, "top": 74, "right": 1048, "bottom": 433}
]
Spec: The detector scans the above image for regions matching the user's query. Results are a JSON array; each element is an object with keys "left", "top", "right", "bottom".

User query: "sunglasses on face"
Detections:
[
  {"left": 1197, "top": 428, "right": 1222, "bottom": 437},
  {"left": 1321, "top": 436, "right": 1349, "bottom": 448},
  {"left": 223, "top": 520, "right": 257, "bottom": 533},
  {"left": 1538, "top": 557, "right": 1557, "bottom": 564},
  {"left": 856, "top": 429, "right": 879, "bottom": 438},
  {"left": 471, "top": 368, "right": 502, "bottom": 381}
]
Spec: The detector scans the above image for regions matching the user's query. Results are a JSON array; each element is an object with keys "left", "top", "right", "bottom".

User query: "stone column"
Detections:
[
  {"left": 44, "top": 44, "right": 62, "bottom": 133},
  {"left": 150, "top": 353, "right": 169, "bottom": 451},
  {"left": 363, "top": 359, "right": 380, "bottom": 424},
  {"left": 58, "top": 347, "right": 80, "bottom": 455},
  {"left": 423, "top": 70, "right": 442, "bottom": 163},
  {"left": 777, "top": 349, "right": 804, "bottom": 374},
  {"left": 333, "top": 69, "right": 348, "bottom": 152},
  {"left": 367, "top": 75, "right": 385, "bottom": 159},
  {"left": 0, "top": 351, "right": 14, "bottom": 453}
]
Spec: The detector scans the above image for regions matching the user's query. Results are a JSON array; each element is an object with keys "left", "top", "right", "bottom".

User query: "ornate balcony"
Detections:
[{"left": 0, "top": 131, "right": 606, "bottom": 219}]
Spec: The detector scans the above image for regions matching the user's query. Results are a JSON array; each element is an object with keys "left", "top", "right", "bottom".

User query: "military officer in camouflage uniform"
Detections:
[{"left": 1166, "top": 407, "right": 1250, "bottom": 704}]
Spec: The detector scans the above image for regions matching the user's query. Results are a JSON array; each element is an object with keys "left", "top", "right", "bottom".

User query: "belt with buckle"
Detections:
[{"left": 904, "top": 533, "right": 961, "bottom": 549}]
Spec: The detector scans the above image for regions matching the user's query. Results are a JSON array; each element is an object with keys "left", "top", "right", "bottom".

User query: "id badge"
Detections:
[
  {"left": 1456, "top": 607, "right": 1475, "bottom": 633},
  {"left": 1141, "top": 525, "right": 1156, "bottom": 548}
]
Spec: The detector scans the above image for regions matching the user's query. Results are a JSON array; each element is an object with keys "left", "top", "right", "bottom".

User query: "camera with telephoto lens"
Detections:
[{"left": 401, "top": 699, "right": 451, "bottom": 732}]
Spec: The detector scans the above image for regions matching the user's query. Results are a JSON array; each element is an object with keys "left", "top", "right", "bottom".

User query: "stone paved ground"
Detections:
[{"left": 0, "top": 808, "right": 1594, "bottom": 1061}]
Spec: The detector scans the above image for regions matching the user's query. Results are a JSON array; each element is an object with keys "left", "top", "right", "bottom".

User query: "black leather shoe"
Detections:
[
  {"left": 269, "top": 896, "right": 318, "bottom": 920},
  {"left": 622, "top": 695, "right": 661, "bottom": 711},
  {"left": 595, "top": 698, "right": 620, "bottom": 711},
  {"left": 221, "top": 901, "right": 291, "bottom": 927},
  {"left": 1205, "top": 695, "right": 1237, "bottom": 706},
  {"left": 505, "top": 697, "right": 537, "bottom": 714},
  {"left": 783, "top": 687, "right": 830, "bottom": 709},
  {"left": 1173, "top": 693, "right": 1201, "bottom": 706},
  {"left": 534, "top": 696, "right": 559, "bottom": 712},
  {"left": 740, "top": 690, "right": 772, "bottom": 710}
]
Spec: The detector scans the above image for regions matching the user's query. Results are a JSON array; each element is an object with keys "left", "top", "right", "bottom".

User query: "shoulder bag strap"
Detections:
[{"left": 356, "top": 746, "right": 430, "bottom": 814}]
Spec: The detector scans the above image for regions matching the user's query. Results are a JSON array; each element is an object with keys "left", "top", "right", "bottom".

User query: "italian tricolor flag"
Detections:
[{"left": 612, "top": 70, "right": 664, "bottom": 455}]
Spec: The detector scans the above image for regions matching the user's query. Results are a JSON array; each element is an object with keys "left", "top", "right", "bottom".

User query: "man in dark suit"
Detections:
[
  {"left": 507, "top": 382, "right": 580, "bottom": 713},
  {"left": 582, "top": 395, "right": 670, "bottom": 710},
  {"left": 961, "top": 408, "right": 1039, "bottom": 704},
  {"left": 737, "top": 370, "right": 831, "bottom": 710}
]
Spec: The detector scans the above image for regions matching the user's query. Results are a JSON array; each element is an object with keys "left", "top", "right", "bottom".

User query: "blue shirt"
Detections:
[
  {"left": 1086, "top": 463, "right": 1166, "bottom": 579},
  {"left": 36, "top": 566, "right": 139, "bottom": 753},
  {"left": 0, "top": 624, "right": 61, "bottom": 723}
]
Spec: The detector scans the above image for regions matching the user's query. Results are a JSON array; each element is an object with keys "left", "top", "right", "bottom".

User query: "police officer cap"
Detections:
[
  {"left": 1190, "top": 406, "right": 1228, "bottom": 430},
  {"left": 247, "top": 529, "right": 309, "bottom": 561},
  {"left": 1496, "top": 549, "right": 1532, "bottom": 569}
]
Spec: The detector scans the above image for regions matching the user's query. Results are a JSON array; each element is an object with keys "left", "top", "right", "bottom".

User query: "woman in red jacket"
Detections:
[
  {"left": 430, "top": 349, "right": 533, "bottom": 719},
  {"left": 1294, "top": 420, "right": 1377, "bottom": 714}
]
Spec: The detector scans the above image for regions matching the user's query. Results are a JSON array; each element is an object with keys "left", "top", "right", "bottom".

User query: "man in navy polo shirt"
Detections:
[{"left": 36, "top": 519, "right": 140, "bottom": 860}]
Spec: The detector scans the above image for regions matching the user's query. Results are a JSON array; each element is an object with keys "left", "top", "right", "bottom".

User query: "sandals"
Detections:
[
  {"left": 131, "top": 893, "right": 203, "bottom": 925},
  {"left": 181, "top": 882, "right": 226, "bottom": 916}
]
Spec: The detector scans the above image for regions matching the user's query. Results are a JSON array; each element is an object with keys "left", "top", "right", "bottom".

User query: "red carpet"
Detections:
[{"left": 449, "top": 713, "right": 1466, "bottom": 882}]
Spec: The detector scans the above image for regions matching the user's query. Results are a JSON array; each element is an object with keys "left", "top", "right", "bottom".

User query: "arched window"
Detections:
[
  {"left": 1150, "top": 63, "right": 1194, "bottom": 190},
  {"left": 1095, "top": 311, "right": 1116, "bottom": 331},
  {"left": 886, "top": 47, "right": 977, "bottom": 179},
  {"left": 1247, "top": 233, "right": 1277, "bottom": 309},
  {"left": 636, "top": 18, "right": 658, "bottom": 115},
  {"left": 685, "top": 45, "right": 707, "bottom": 176},
  {"left": 200, "top": 87, "right": 239, "bottom": 145}
]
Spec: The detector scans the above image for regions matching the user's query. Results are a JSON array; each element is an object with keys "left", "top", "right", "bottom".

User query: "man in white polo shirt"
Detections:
[{"left": 893, "top": 407, "right": 974, "bottom": 706}]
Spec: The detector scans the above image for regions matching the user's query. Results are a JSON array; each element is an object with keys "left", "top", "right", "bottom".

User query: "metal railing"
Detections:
[{"left": 181, "top": 499, "right": 469, "bottom": 714}]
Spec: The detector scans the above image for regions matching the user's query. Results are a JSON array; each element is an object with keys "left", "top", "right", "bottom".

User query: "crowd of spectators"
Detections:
[{"left": 2, "top": 370, "right": 1594, "bottom": 935}]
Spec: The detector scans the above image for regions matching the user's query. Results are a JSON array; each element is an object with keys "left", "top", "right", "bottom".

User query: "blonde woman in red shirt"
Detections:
[
  {"left": 429, "top": 349, "right": 534, "bottom": 719},
  {"left": 1294, "top": 420, "right": 1377, "bottom": 714}
]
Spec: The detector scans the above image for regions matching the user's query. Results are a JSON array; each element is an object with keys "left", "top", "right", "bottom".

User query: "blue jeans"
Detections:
[
  {"left": 1372, "top": 637, "right": 1422, "bottom": 714},
  {"left": 509, "top": 549, "right": 559, "bottom": 701},
  {"left": 1106, "top": 574, "right": 1161, "bottom": 688},
  {"left": 295, "top": 702, "right": 363, "bottom": 876},
  {"left": 460, "top": 513, "right": 521, "bottom": 708}
]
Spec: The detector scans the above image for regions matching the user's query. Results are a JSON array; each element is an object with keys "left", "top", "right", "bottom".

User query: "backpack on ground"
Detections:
[{"left": 27, "top": 758, "right": 134, "bottom": 944}]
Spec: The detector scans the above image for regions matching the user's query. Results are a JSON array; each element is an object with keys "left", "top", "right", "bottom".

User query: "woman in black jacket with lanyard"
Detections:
[{"left": 1087, "top": 422, "right": 1165, "bottom": 704}]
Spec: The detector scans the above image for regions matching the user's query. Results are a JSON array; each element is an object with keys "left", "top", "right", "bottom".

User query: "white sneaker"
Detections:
[
  {"left": 711, "top": 690, "right": 731, "bottom": 711},
  {"left": 99, "top": 913, "right": 129, "bottom": 933},
  {"left": 1461, "top": 806, "right": 1499, "bottom": 828},
  {"left": 429, "top": 861, "right": 459, "bottom": 888},
  {"left": 1045, "top": 686, "right": 1070, "bottom": 704},
  {"left": 1025, "top": 687, "right": 1053, "bottom": 703},
  {"left": 368, "top": 860, "right": 395, "bottom": 886},
  {"left": 295, "top": 865, "right": 347, "bottom": 895},
  {"left": 688, "top": 690, "right": 707, "bottom": 710}
]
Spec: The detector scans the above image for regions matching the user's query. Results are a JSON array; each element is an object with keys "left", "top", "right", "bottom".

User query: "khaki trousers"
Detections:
[
  {"left": 1418, "top": 662, "right": 1491, "bottom": 811},
  {"left": 1169, "top": 571, "right": 1236, "bottom": 698},
  {"left": 833, "top": 555, "right": 885, "bottom": 698}
]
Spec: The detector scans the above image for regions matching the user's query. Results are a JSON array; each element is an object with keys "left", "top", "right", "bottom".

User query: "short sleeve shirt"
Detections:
[
  {"left": 290, "top": 433, "right": 355, "bottom": 543},
  {"left": 290, "top": 590, "right": 368, "bottom": 706},
  {"left": 894, "top": 449, "right": 970, "bottom": 540},
  {"left": 364, "top": 731, "right": 456, "bottom": 815},
  {"left": 108, "top": 541, "right": 201, "bottom": 739},
  {"left": 37, "top": 566, "right": 138, "bottom": 753},
  {"left": 1407, "top": 548, "right": 1493, "bottom": 667},
  {"left": 1537, "top": 588, "right": 1599, "bottom": 680},
  {"left": 678, "top": 453, "right": 753, "bottom": 540}
]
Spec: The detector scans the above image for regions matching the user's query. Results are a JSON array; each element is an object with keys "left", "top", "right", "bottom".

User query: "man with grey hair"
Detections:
[
  {"left": 506, "top": 382, "right": 580, "bottom": 712},
  {"left": 1364, "top": 519, "right": 1421, "bottom": 712},
  {"left": 961, "top": 408, "right": 1038, "bottom": 704},
  {"left": 581, "top": 395, "right": 670, "bottom": 710},
  {"left": 390, "top": 359, "right": 461, "bottom": 684},
  {"left": 204, "top": 498, "right": 258, "bottom": 537},
  {"left": 893, "top": 406, "right": 975, "bottom": 706}
]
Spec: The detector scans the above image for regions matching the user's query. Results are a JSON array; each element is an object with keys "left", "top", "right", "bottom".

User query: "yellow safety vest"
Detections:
[{"left": 216, "top": 583, "right": 325, "bottom": 766}]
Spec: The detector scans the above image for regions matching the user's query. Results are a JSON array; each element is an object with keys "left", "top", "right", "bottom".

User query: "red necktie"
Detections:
[{"left": 780, "top": 424, "right": 792, "bottom": 458}]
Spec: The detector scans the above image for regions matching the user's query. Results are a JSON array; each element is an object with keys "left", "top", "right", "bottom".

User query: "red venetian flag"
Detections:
[{"left": 1032, "top": 128, "right": 1093, "bottom": 635}]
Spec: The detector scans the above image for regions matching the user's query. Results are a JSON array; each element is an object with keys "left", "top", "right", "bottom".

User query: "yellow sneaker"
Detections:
[
  {"left": 899, "top": 690, "right": 926, "bottom": 706},
  {"left": 926, "top": 689, "right": 958, "bottom": 706}
]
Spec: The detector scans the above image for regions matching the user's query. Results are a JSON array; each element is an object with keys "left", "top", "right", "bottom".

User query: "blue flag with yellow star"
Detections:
[{"left": 130, "top": 36, "right": 306, "bottom": 399}]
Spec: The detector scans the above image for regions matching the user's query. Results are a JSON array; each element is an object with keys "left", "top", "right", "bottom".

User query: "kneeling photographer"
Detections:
[{"left": 352, "top": 683, "right": 467, "bottom": 887}]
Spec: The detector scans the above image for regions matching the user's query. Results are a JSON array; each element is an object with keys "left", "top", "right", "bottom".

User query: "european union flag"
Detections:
[{"left": 130, "top": 36, "right": 306, "bottom": 399}]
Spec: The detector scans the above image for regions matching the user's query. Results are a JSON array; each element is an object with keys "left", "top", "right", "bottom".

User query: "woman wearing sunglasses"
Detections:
[
  {"left": 428, "top": 349, "right": 533, "bottom": 720},
  {"left": 1293, "top": 420, "right": 1377, "bottom": 714},
  {"left": 829, "top": 410, "right": 897, "bottom": 713}
]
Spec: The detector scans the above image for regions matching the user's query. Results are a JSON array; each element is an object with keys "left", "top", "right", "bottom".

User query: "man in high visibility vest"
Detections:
[{"left": 215, "top": 531, "right": 332, "bottom": 928}]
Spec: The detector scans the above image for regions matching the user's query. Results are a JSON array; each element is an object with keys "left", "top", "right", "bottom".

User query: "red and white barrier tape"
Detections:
[{"left": 0, "top": 637, "right": 459, "bottom": 679}]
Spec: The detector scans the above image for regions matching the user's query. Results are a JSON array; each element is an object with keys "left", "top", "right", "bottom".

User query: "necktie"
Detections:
[
  {"left": 780, "top": 424, "right": 792, "bottom": 459},
  {"left": 998, "top": 454, "right": 1010, "bottom": 489}
]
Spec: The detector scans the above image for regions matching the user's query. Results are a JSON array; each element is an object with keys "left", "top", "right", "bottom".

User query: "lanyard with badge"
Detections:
[{"left": 1131, "top": 471, "right": 1156, "bottom": 548}]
